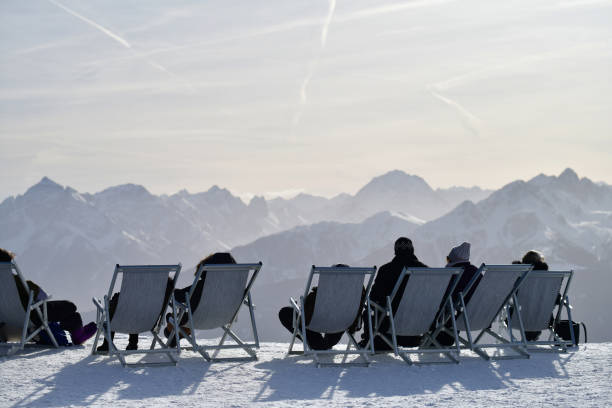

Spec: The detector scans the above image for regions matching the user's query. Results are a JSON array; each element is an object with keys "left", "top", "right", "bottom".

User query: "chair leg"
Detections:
[
  {"left": 40, "top": 302, "right": 58, "bottom": 348},
  {"left": 287, "top": 308, "right": 302, "bottom": 355},
  {"left": 220, "top": 326, "right": 257, "bottom": 360},
  {"left": 211, "top": 325, "right": 230, "bottom": 360}
]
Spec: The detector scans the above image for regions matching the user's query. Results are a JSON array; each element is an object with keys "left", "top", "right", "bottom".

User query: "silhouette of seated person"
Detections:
[
  {"left": 511, "top": 250, "right": 552, "bottom": 341},
  {"left": 164, "top": 252, "right": 237, "bottom": 346},
  {"left": 98, "top": 271, "right": 174, "bottom": 353},
  {"left": 435, "top": 242, "right": 481, "bottom": 346},
  {"left": 0, "top": 248, "right": 96, "bottom": 346},
  {"left": 359, "top": 237, "right": 428, "bottom": 351},
  {"left": 278, "top": 264, "right": 362, "bottom": 351}
]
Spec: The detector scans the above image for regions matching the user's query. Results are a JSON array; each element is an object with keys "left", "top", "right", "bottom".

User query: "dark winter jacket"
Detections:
[
  {"left": 370, "top": 253, "right": 428, "bottom": 310},
  {"left": 449, "top": 261, "right": 480, "bottom": 304},
  {"left": 531, "top": 261, "right": 549, "bottom": 271},
  {"left": 178, "top": 252, "right": 237, "bottom": 311}
]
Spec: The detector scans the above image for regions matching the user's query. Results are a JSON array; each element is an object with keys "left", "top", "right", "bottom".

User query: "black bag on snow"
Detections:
[{"left": 555, "top": 320, "right": 587, "bottom": 344}]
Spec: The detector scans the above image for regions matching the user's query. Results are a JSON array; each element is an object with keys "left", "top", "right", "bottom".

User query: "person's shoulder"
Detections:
[
  {"left": 466, "top": 263, "right": 478, "bottom": 272},
  {"left": 533, "top": 261, "right": 549, "bottom": 270},
  {"left": 409, "top": 257, "right": 427, "bottom": 268}
]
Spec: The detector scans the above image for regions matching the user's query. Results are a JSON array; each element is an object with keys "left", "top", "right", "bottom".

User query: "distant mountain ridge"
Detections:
[
  {"left": 356, "top": 168, "right": 612, "bottom": 268},
  {"left": 0, "top": 170, "right": 489, "bottom": 308},
  {"left": 268, "top": 170, "right": 491, "bottom": 225},
  {"left": 225, "top": 168, "right": 612, "bottom": 340},
  {"left": 351, "top": 168, "right": 612, "bottom": 342},
  {"left": 2, "top": 168, "right": 610, "bottom": 341}
]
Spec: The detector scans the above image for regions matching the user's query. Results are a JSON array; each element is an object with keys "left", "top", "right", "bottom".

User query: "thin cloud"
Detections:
[
  {"left": 78, "top": 0, "right": 448, "bottom": 68},
  {"left": 336, "top": 0, "right": 454, "bottom": 22},
  {"left": 558, "top": 0, "right": 612, "bottom": 7}
]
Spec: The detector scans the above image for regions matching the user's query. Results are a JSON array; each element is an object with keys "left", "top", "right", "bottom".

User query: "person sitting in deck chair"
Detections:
[
  {"left": 358, "top": 237, "right": 428, "bottom": 351},
  {"left": 97, "top": 274, "right": 174, "bottom": 352},
  {"left": 435, "top": 242, "right": 481, "bottom": 346},
  {"left": 163, "top": 252, "right": 237, "bottom": 345},
  {"left": 445, "top": 242, "right": 480, "bottom": 304},
  {"left": 511, "top": 250, "right": 551, "bottom": 341},
  {"left": 278, "top": 264, "right": 362, "bottom": 350},
  {"left": 0, "top": 248, "right": 96, "bottom": 345}
]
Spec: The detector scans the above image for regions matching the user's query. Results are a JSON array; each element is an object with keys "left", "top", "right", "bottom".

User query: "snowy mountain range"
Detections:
[
  {"left": 0, "top": 170, "right": 488, "bottom": 296},
  {"left": 1, "top": 169, "right": 610, "bottom": 341},
  {"left": 234, "top": 169, "right": 612, "bottom": 340}
]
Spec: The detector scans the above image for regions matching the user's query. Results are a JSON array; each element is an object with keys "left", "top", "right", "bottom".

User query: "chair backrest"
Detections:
[
  {"left": 511, "top": 270, "right": 571, "bottom": 331},
  {"left": 0, "top": 262, "right": 28, "bottom": 329},
  {"left": 109, "top": 264, "right": 181, "bottom": 334},
  {"left": 391, "top": 268, "right": 462, "bottom": 336},
  {"left": 307, "top": 266, "right": 376, "bottom": 333},
  {"left": 456, "top": 264, "right": 532, "bottom": 332},
  {"left": 190, "top": 263, "right": 262, "bottom": 330}
]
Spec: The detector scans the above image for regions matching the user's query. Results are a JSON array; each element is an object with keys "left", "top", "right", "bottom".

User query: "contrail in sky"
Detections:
[
  {"left": 430, "top": 89, "right": 482, "bottom": 138},
  {"left": 292, "top": 0, "right": 336, "bottom": 129},
  {"left": 48, "top": 0, "right": 131, "bottom": 48},
  {"left": 48, "top": 0, "right": 197, "bottom": 93},
  {"left": 320, "top": 0, "right": 336, "bottom": 48}
]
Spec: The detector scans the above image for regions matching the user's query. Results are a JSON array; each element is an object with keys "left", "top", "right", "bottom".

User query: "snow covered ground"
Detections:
[{"left": 1, "top": 336, "right": 611, "bottom": 407}]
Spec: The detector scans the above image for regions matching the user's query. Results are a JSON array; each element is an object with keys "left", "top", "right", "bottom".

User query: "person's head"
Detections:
[
  {"left": 195, "top": 252, "right": 236, "bottom": 274},
  {"left": 394, "top": 237, "right": 414, "bottom": 256},
  {"left": 332, "top": 263, "right": 349, "bottom": 268},
  {"left": 446, "top": 242, "right": 471, "bottom": 266},
  {"left": 522, "top": 250, "right": 544, "bottom": 265},
  {"left": 0, "top": 248, "right": 15, "bottom": 262}
]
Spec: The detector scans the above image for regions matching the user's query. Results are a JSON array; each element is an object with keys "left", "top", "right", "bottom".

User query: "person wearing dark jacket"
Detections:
[
  {"left": 514, "top": 250, "right": 550, "bottom": 341},
  {"left": 0, "top": 248, "right": 96, "bottom": 345},
  {"left": 359, "top": 237, "right": 428, "bottom": 350},
  {"left": 278, "top": 264, "right": 357, "bottom": 351},
  {"left": 445, "top": 242, "right": 480, "bottom": 305},
  {"left": 163, "top": 252, "right": 236, "bottom": 346},
  {"left": 436, "top": 242, "right": 481, "bottom": 346},
  {"left": 97, "top": 277, "right": 174, "bottom": 352}
]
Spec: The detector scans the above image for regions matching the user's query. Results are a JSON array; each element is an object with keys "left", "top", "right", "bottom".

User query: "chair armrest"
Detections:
[
  {"left": 31, "top": 299, "right": 45, "bottom": 309},
  {"left": 562, "top": 295, "right": 572, "bottom": 308},
  {"left": 289, "top": 297, "right": 300, "bottom": 312},
  {"left": 92, "top": 297, "right": 105, "bottom": 312}
]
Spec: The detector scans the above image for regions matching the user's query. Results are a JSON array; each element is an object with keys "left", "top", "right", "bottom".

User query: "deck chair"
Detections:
[
  {"left": 444, "top": 264, "right": 533, "bottom": 360},
  {"left": 369, "top": 267, "right": 463, "bottom": 365},
  {"left": 0, "top": 261, "right": 58, "bottom": 355},
  {"left": 509, "top": 270, "right": 575, "bottom": 352},
  {"left": 169, "top": 262, "right": 262, "bottom": 362},
  {"left": 91, "top": 264, "right": 181, "bottom": 367},
  {"left": 287, "top": 265, "right": 376, "bottom": 367}
]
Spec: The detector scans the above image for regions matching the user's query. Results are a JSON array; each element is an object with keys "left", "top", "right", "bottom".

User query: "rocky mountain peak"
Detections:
[
  {"left": 25, "top": 176, "right": 64, "bottom": 195},
  {"left": 356, "top": 170, "right": 432, "bottom": 197},
  {"left": 559, "top": 168, "right": 579, "bottom": 184}
]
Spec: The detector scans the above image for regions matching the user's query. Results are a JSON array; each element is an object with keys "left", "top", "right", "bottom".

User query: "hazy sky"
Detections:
[{"left": 1, "top": 0, "right": 611, "bottom": 200}]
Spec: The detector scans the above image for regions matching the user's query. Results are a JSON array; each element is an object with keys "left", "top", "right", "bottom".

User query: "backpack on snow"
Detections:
[
  {"left": 556, "top": 320, "right": 587, "bottom": 345},
  {"left": 36, "top": 322, "right": 71, "bottom": 346}
]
